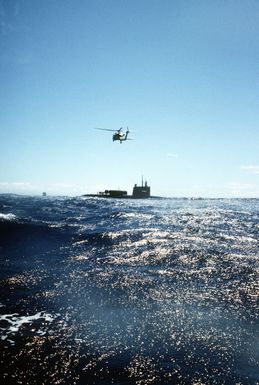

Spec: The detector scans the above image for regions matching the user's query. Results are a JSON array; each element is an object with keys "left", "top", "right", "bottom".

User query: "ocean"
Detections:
[{"left": 0, "top": 195, "right": 258, "bottom": 385}]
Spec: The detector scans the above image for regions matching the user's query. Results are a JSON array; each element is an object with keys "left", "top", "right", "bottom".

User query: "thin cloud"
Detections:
[
  {"left": 225, "top": 182, "right": 259, "bottom": 197},
  {"left": 0, "top": 1, "right": 31, "bottom": 66},
  {"left": 0, "top": 0, "right": 19, "bottom": 36},
  {"left": 166, "top": 153, "right": 178, "bottom": 158},
  {"left": 227, "top": 182, "right": 253, "bottom": 190},
  {"left": 0, "top": 181, "right": 31, "bottom": 187},
  {"left": 0, "top": 19, "right": 14, "bottom": 35},
  {"left": 241, "top": 165, "right": 259, "bottom": 174},
  {"left": 0, "top": 0, "right": 20, "bottom": 18}
]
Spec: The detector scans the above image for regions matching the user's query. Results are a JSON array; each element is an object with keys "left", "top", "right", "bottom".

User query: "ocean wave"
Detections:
[{"left": 0, "top": 196, "right": 258, "bottom": 384}]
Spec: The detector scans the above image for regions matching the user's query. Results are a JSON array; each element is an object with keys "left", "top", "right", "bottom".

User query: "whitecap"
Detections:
[
  {"left": 0, "top": 213, "right": 17, "bottom": 221},
  {"left": 0, "top": 311, "right": 57, "bottom": 343}
]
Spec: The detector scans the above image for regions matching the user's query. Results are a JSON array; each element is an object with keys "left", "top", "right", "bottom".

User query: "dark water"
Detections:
[{"left": 0, "top": 195, "right": 258, "bottom": 385}]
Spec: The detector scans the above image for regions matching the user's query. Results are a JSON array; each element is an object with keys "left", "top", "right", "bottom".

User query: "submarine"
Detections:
[{"left": 83, "top": 178, "right": 151, "bottom": 199}]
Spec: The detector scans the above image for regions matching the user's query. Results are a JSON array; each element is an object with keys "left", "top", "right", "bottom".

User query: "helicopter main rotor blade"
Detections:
[{"left": 94, "top": 128, "right": 118, "bottom": 132}]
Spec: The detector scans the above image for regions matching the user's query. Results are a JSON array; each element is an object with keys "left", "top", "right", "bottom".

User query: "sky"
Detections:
[{"left": 0, "top": 0, "right": 259, "bottom": 197}]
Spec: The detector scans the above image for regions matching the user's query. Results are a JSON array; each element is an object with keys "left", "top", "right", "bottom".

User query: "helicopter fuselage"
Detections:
[{"left": 113, "top": 131, "right": 129, "bottom": 143}]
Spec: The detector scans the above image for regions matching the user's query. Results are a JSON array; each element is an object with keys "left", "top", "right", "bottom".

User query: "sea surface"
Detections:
[{"left": 0, "top": 195, "right": 258, "bottom": 385}]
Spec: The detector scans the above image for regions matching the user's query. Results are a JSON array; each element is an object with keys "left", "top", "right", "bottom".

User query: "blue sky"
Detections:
[{"left": 1, "top": 0, "right": 258, "bottom": 197}]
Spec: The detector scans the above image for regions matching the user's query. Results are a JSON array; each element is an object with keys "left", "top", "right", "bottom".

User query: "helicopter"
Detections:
[{"left": 94, "top": 127, "right": 131, "bottom": 143}]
